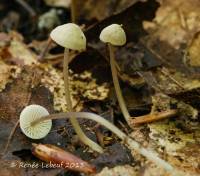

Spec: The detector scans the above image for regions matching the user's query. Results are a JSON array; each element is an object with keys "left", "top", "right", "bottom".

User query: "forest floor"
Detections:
[{"left": 0, "top": 0, "right": 200, "bottom": 175}]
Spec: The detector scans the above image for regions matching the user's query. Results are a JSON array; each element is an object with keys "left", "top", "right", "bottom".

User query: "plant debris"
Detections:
[{"left": 0, "top": 0, "right": 200, "bottom": 175}]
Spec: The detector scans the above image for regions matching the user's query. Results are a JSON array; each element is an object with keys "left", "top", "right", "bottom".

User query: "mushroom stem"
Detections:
[
  {"left": 108, "top": 44, "right": 131, "bottom": 123},
  {"left": 63, "top": 49, "right": 103, "bottom": 153},
  {"left": 71, "top": 0, "right": 76, "bottom": 23},
  {"left": 31, "top": 112, "right": 174, "bottom": 172}
]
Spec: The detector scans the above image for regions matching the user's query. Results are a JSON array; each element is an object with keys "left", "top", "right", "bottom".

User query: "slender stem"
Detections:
[
  {"left": 63, "top": 49, "right": 103, "bottom": 153},
  {"left": 71, "top": 0, "right": 76, "bottom": 23},
  {"left": 108, "top": 44, "right": 131, "bottom": 123},
  {"left": 31, "top": 112, "right": 174, "bottom": 172}
]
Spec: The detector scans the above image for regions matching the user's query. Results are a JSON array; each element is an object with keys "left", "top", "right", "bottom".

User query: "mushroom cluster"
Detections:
[
  {"left": 17, "top": 22, "right": 178, "bottom": 173},
  {"left": 20, "top": 23, "right": 131, "bottom": 147}
]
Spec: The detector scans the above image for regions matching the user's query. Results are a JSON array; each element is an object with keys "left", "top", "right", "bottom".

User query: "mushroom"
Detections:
[
  {"left": 20, "top": 104, "right": 52, "bottom": 139},
  {"left": 50, "top": 23, "right": 103, "bottom": 153},
  {"left": 100, "top": 24, "right": 130, "bottom": 123}
]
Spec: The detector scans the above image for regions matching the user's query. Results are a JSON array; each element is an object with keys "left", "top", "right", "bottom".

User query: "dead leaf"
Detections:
[
  {"left": 144, "top": 0, "right": 200, "bottom": 49},
  {"left": 141, "top": 0, "right": 200, "bottom": 76},
  {"left": 0, "top": 160, "right": 25, "bottom": 176},
  {"left": 75, "top": 0, "right": 137, "bottom": 21},
  {"left": 93, "top": 143, "right": 134, "bottom": 171},
  {"left": 85, "top": 0, "right": 159, "bottom": 42},
  {"left": 40, "top": 63, "right": 109, "bottom": 112},
  {"left": 8, "top": 32, "right": 37, "bottom": 66},
  {"left": 168, "top": 143, "right": 200, "bottom": 174},
  {"left": 148, "top": 121, "right": 200, "bottom": 174},
  {"left": 0, "top": 61, "right": 12, "bottom": 92},
  {"left": 0, "top": 67, "right": 34, "bottom": 123}
]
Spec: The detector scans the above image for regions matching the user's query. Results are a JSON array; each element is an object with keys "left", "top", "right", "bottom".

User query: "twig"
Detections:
[{"left": 129, "top": 109, "right": 178, "bottom": 126}]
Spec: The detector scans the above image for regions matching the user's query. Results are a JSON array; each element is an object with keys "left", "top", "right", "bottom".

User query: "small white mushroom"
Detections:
[
  {"left": 50, "top": 23, "right": 103, "bottom": 153},
  {"left": 100, "top": 24, "right": 130, "bottom": 124},
  {"left": 100, "top": 24, "right": 126, "bottom": 46},
  {"left": 50, "top": 23, "right": 86, "bottom": 51},
  {"left": 20, "top": 105, "right": 52, "bottom": 139}
]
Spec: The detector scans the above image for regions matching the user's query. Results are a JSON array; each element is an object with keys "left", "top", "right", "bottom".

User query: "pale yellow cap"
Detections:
[
  {"left": 20, "top": 105, "right": 52, "bottom": 139},
  {"left": 50, "top": 23, "right": 86, "bottom": 51},
  {"left": 100, "top": 24, "right": 126, "bottom": 46}
]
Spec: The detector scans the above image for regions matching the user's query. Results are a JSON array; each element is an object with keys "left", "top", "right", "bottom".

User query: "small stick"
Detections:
[
  {"left": 129, "top": 109, "right": 178, "bottom": 126},
  {"left": 3, "top": 120, "right": 19, "bottom": 154},
  {"left": 38, "top": 38, "right": 52, "bottom": 61}
]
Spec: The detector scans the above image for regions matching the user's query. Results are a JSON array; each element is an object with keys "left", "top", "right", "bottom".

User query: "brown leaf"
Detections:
[
  {"left": 75, "top": 0, "right": 138, "bottom": 21},
  {"left": 85, "top": 0, "right": 159, "bottom": 42},
  {"left": 142, "top": 0, "right": 200, "bottom": 75},
  {"left": 144, "top": 0, "right": 200, "bottom": 49},
  {"left": 0, "top": 61, "right": 12, "bottom": 92},
  {"left": 0, "top": 160, "right": 25, "bottom": 176},
  {"left": 0, "top": 67, "right": 34, "bottom": 123}
]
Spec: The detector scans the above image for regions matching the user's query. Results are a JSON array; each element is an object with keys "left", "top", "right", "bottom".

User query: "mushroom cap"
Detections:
[
  {"left": 20, "top": 105, "right": 52, "bottom": 139},
  {"left": 99, "top": 24, "right": 126, "bottom": 46},
  {"left": 50, "top": 23, "right": 86, "bottom": 51}
]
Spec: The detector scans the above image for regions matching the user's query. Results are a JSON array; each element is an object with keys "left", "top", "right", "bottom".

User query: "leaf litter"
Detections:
[{"left": 0, "top": 0, "right": 200, "bottom": 176}]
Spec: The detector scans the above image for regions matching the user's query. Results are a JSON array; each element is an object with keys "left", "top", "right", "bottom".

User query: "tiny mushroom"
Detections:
[
  {"left": 20, "top": 104, "right": 52, "bottom": 139},
  {"left": 100, "top": 24, "right": 131, "bottom": 124},
  {"left": 50, "top": 23, "right": 103, "bottom": 153}
]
